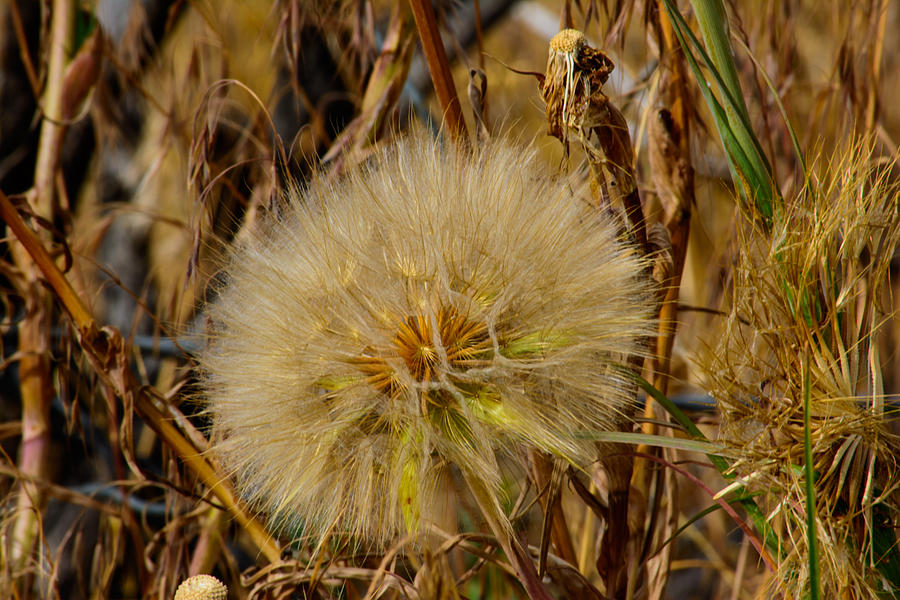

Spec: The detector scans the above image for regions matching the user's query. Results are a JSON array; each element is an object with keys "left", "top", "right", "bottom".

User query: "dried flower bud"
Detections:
[{"left": 201, "top": 129, "right": 654, "bottom": 546}]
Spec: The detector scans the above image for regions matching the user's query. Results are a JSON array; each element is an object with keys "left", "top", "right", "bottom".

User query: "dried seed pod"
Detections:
[{"left": 542, "top": 28, "right": 647, "bottom": 253}]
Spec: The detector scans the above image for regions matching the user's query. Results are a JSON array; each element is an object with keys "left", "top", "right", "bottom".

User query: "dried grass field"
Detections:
[{"left": 1, "top": 1, "right": 900, "bottom": 599}]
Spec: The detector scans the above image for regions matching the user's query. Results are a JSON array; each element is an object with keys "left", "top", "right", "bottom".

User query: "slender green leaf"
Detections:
[
  {"left": 577, "top": 430, "right": 722, "bottom": 454},
  {"left": 651, "top": 503, "right": 721, "bottom": 558},
  {"left": 660, "top": 0, "right": 778, "bottom": 222},
  {"left": 733, "top": 36, "right": 809, "bottom": 194},
  {"left": 634, "top": 374, "right": 784, "bottom": 563},
  {"left": 803, "top": 353, "right": 821, "bottom": 600}
]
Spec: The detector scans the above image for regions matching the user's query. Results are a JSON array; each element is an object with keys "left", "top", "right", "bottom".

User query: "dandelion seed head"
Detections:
[{"left": 201, "top": 128, "right": 655, "bottom": 546}]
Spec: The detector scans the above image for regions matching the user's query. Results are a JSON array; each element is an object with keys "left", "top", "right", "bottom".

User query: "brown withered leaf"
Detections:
[
  {"left": 61, "top": 26, "right": 104, "bottom": 122},
  {"left": 648, "top": 108, "right": 693, "bottom": 226}
]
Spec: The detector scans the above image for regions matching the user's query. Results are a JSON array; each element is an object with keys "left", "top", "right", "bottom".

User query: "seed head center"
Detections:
[{"left": 351, "top": 305, "right": 491, "bottom": 397}]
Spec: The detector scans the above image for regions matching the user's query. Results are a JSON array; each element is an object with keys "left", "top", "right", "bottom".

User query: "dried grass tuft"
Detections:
[{"left": 701, "top": 138, "right": 900, "bottom": 598}]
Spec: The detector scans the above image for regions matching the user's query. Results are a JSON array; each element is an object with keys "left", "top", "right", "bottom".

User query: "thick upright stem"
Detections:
[
  {"left": 408, "top": 0, "right": 468, "bottom": 144},
  {"left": 9, "top": 0, "right": 74, "bottom": 574},
  {"left": 464, "top": 473, "right": 554, "bottom": 600},
  {"left": 628, "top": 5, "right": 696, "bottom": 599}
]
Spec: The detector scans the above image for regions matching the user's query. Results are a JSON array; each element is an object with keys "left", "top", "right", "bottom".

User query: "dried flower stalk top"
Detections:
[
  {"left": 542, "top": 29, "right": 646, "bottom": 252},
  {"left": 201, "top": 129, "right": 654, "bottom": 546},
  {"left": 543, "top": 29, "right": 613, "bottom": 142}
]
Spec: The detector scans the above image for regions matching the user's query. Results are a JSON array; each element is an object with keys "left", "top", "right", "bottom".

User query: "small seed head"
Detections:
[
  {"left": 550, "top": 28, "right": 586, "bottom": 54},
  {"left": 174, "top": 575, "right": 227, "bottom": 600}
]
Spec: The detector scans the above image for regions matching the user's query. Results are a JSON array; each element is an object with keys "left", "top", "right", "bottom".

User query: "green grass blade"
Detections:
[
  {"left": 635, "top": 374, "right": 784, "bottom": 564},
  {"left": 689, "top": 0, "right": 756, "bottom": 148},
  {"left": 803, "top": 353, "right": 821, "bottom": 600},
  {"left": 577, "top": 430, "right": 722, "bottom": 454},
  {"left": 651, "top": 503, "right": 721, "bottom": 558},
  {"left": 733, "top": 37, "right": 810, "bottom": 195},
  {"left": 660, "top": 0, "right": 778, "bottom": 222}
]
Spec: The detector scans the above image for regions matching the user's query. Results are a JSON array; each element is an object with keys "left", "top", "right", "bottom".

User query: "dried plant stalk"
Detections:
[
  {"left": 0, "top": 190, "right": 281, "bottom": 565},
  {"left": 540, "top": 28, "right": 652, "bottom": 597},
  {"left": 7, "top": 0, "right": 74, "bottom": 575},
  {"left": 631, "top": 6, "right": 698, "bottom": 597},
  {"left": 409, "top": 0, "right": 468, "bottom": 144}
]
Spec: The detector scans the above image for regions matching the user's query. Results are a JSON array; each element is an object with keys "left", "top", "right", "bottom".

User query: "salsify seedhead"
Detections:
[{"left": 201, "top": 129, "right": 654, "bottom": 546}]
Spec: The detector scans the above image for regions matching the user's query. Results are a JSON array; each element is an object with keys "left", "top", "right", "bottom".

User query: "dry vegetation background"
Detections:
[{"left": 1, "top": 1, "right": 899, "bottom": 599}]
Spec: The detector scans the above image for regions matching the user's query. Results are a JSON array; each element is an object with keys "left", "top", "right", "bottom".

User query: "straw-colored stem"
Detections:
[
  {"left": 0, "top": 189, "right": 282, "bottom": 564},
  {"left": 463, "top": 473, "right": 554, "bottom": 600},
  {"left": 631, "top": 0, "right": 697, "bottom": 500},
  {"left": 528, "top": 450, "right": 578, "bottom": 569},
  {"left": 189, "top": 508, "right": 227, "bottom": 576},
  {"left": 8, "top": 0, "right": 73, "bottom": 573},
  {"left": 34, "top": 0, "right": 71, "bottom": 216},
  {"left": 864, "top": 0, "right": 887, "bottom": 134},
  {"left": 408, "top": 0, "right": 468, "bottom": 144},
  {"left": 630, "top": 15, "right": 697, "bottom": 594}
]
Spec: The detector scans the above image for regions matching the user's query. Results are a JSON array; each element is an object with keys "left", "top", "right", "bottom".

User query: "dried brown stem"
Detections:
[
  {"left": 473, "top": 0, "right": 485, "bottom": 72},
  {"left": 408, "top": 0, "right": 468, "bottom": 144},
  {"left": 628, "top": 6, "right": 697, "bottom": 598},
  {"left": 541, "top": 30, "right": 651, "bottom": 598},
  {"left": 528, "top": 450, "right": 578, "bottom": 572},
  {"left": 8, "top": 0, "right": 40, "bottom": 96},
  {"left": 0, "top": 189, "right": 282, "bottom": 564}
]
